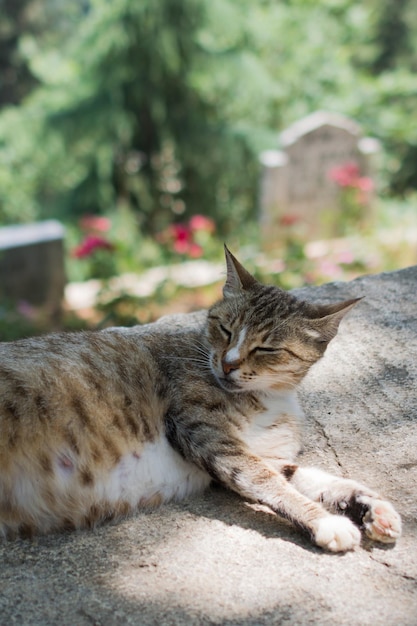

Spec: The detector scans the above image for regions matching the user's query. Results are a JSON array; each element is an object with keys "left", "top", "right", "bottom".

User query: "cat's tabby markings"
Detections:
[{"left": 0, "top": 247, "right": 401, "bottom": 551}]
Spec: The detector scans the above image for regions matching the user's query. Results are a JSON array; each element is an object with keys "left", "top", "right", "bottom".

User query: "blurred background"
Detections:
[{"left": 1, "top": 0, "right": 417, "bottom": 339}]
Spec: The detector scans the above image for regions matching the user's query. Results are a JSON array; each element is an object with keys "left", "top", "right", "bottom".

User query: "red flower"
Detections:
[
  {"left": 171, "top": 223, "right": 192, "bottom": 243},
  {"left": 328, "top": 162, "right": 360, "bottom": 187},
  {"left": 72, "top": 235, "right": 114, "bottom": 258},
  {"left": 159, "top": 215, "right": 216, "bottom": 258},
  {"left": 328, "top": 162, "right": 374, "bottom": 207}
]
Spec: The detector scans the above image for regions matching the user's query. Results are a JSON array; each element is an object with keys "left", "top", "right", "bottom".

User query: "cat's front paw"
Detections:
[
  {"left": 312, "top": 515, "right": 361, "bottom": 553},
  {"left": 359, "top": 496, "right": 402, "bottom": 543}
]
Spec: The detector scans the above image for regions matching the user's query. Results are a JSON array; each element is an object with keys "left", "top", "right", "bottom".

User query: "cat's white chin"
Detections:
[
  {"left": 213, "top": 374, "right": 269, "bottom": 394},
  {"left": 214, "top": 375, "right": 243, "bottom": 393}
]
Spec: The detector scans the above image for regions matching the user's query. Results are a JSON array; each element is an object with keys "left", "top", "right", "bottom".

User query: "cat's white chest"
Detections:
[
  {"left": 96, "top": 436, "right": 211, "bottom": 506},
  {"left": 240, "top": 391, "right": 304, "bottom": 462}
]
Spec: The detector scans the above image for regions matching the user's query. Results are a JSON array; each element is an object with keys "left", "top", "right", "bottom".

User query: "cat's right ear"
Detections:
[
  {"left": 223, "top": 245, "right": 258, "bottom": 297},
  {"left": 306, "top": 297, "right": 362, "bottom": 344}
]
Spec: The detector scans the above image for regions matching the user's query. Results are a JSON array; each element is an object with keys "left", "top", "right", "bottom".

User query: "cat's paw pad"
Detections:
[
  {"left": 312, "top": 515, "right": 361, "bottom": 552},
  {"left": 359, "top": 497, "right": 402, "bottom": 543}
]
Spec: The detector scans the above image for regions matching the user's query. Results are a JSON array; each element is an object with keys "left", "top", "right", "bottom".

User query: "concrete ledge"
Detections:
[{"left": 1, "top": 267, "right": 416, "bottom": 625}]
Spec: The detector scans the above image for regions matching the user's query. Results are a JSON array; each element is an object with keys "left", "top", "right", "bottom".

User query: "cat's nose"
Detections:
[{"left": 222, "top": 359, "right": 240, "bottom": 375}]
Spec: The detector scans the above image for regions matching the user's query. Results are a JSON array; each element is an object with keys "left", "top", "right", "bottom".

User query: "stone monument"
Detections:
[{"left": 259, "top": 111, "right": 380, "bottom": 246}]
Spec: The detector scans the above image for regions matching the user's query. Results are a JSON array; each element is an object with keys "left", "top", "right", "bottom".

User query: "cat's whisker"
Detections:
[
  {"left": 189, "top": 342, "right": 211, "bottom": 358},
  {"left": 162, "top": 356, "right": 207, "bottom": 362},
  {"left": 192, "top": 337, "right": 210, "bottom": 349},
  {"left": 162, "top": 356, "right": 211, "bottom": 368},
  {"left": 190, "top": 350, "right": 210, "bottom": 361}
]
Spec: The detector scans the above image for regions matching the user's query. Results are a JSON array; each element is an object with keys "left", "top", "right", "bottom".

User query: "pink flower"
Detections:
[
  {"left": 189, "top": 214, "right": 215, "bottom": 233},
  {"left": 328, "top": 163, "right": 374, "bottom": 207},
  {"left": 356, "top": 177, "right": 374, "bottom": 192},
  {"left": 188, "top": 243, "right": 203, "bottom": 258},
  {"left": 169, "top": 223, "right": 192, "bottom": 255},
  {"left": 79, "top": 215, "right": 111, "bottom": 233},
  {"left": 173, "top": 239, "right": 191, "bottom": 254},
  {"left": 318, "top": 259, "right": 343, "bottom": 278},
  {"left": 355, "top": 177, "right": 374, "bottom": 206},
  {"left": 328, "top": 162, "right": 360, "bottom": 188},
  {"left": 72, "top": 235, "right": 114, "bottom": 259},
  {"left": 337, "top": 250, "right": 355, "bottom": 265}
]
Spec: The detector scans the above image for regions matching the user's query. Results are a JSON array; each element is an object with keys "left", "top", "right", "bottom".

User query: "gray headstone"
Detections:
[
  {"left": 259, "top": 111, "right": 380, "bottom": 246},
  {"left": 0, "top": 220, "right": 66, "bottom": 315}
]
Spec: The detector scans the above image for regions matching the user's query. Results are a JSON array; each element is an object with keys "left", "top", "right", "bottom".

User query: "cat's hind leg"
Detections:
[{"left": 278, "top": 463, "right": 402, "bottom": 544}]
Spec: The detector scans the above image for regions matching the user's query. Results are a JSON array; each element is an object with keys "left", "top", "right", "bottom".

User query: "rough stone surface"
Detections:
[{"left": 1, "top": 266, "right": 417, "bottom": 626}]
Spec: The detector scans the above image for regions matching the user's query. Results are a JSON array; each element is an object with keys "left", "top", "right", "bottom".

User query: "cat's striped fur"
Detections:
[{"left": 0, "top": 247, "right": 401, "bottom": 551}]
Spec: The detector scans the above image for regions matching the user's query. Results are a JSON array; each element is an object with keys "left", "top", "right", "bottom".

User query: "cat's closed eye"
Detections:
[
  {"left": 219, "top": 325, "right": 232, "bottom": 341},
  {"left": 251, "top": 346, "right": 279, "bottom": 355}
]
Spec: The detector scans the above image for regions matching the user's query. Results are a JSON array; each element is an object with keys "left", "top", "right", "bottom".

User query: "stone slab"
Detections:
[
  {"left": 1, "top": 265, "right": 416, "bottom": 625},
  {"left": 0, "top": 220, "right": 65, "bottom": 312}
]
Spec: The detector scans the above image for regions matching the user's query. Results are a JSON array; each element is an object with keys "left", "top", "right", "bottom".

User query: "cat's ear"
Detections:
[
  {"left": 306, "top": 298, "right": 362, "bottom": 344},
  {"left": 223, "top": 245, "right": 258, "bottom": 297}
]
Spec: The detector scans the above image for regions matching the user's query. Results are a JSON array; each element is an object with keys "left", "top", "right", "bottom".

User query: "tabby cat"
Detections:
[{"left": 0, "top": 247, "right": 401, "bottom": 551}]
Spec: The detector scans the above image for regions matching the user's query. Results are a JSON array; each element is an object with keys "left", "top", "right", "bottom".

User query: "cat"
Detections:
[{"left": 0, "top": 246, "right": 401, "bottom": 551}]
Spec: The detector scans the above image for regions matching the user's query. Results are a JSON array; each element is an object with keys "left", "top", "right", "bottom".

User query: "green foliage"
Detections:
[
  {"left": 0, "top": 0, "right": 417, "bottom": 231},
  {"left": 0, "top": 0, "right": 268, "bottom": 231},
  {"left": 0, "top": 0, "right": 39, "bottom": 106}
]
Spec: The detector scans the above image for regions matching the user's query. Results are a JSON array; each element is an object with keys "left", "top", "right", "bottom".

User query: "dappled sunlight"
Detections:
[
  {"left": 97, "top": 505, "right": 357, "bottom": 620},
  {"left": 52, "top": 485, "right": 413, "bottom": 625},
  {"left": 102, "top": 516, "right": 292, "bottom": 617},
  {"left": 1, "top": 264, "right": 417, "bottom": 623},
  {"left": 1, "top": 483, "right": 415, "bottom": 624}
]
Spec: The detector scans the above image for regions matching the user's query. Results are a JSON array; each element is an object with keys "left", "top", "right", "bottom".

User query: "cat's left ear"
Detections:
[
  {"left": 306, "top": 297, "right": 362, "bottom": 344},
  {"left": 223, "top": 245, "right": 258, "bottom": 297}
]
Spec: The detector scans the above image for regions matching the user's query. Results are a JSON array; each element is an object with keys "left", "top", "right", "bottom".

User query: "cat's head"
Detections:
[{"left": 207, "top": 246, "right": 360, "bottom": 393}]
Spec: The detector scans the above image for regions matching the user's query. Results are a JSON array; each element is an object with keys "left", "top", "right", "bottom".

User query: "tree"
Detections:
[
  {"left": 0, "top": 0, "right": 39, "bottom": 106},
  {"left": 0, "top": 0, "right": 270, "bottom": 231}
]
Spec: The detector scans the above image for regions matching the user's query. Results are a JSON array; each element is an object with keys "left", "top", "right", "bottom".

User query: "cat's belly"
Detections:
[
  {"left": 0, "top": 436, "right": 210, "bottom": 536},
  {"left": 94, "top": 435, "right": 211, "bottom": 507}
]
